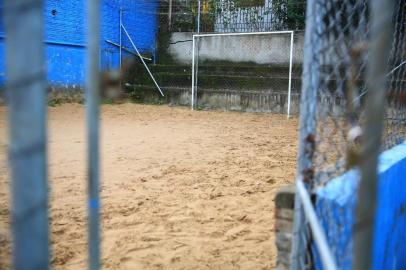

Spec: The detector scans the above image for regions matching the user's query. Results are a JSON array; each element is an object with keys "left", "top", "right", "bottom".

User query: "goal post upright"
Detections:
[
  {"left": 287, "top": 31, "right": 294, "bottom": 119},
  {"left": 190, "top": 31, "right": 295, "bottom": 115},
  {"left": 191, "top": 36, "right": 196, "bottom": 110}
]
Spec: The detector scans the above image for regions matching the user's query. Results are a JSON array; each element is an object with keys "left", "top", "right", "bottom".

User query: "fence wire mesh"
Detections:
[
  {"left": 309, "top": 0, "right": 370, "bottom": 187},
  {"left": 305, "top": 0, "right": 406, "bottom": 188},
  {"left": 158, "top": 0, "right": 306, "bottom": 33},
  {"left": 383, "top": 0, "right": 406, "bottom": 150},
  {"left": 192, "top": 32, "right": 301, "bottom": 113},
  {"left": 121, "top": 0, "right": 305, "bottom": 107},
  {"left": 294, "top": 0, "right": 405, "bottom": 269}
]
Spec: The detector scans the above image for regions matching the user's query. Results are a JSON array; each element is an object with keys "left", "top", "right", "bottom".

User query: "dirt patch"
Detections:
[{"left": 0, "top": 103, "right": 298, "bottom": 269}]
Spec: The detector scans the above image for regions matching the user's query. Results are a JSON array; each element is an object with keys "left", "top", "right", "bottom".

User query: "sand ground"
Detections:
[{"left": 0, "top": 103, "right": 298, "bottom": 269}]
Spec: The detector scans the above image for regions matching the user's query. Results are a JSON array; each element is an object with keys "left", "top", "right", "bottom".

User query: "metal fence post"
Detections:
[
  {"left": 86, "top": 0, "right": 101, "bottom": 269},
  {"left": 191, "top": 36, "right": 196, "bottom": 110},
  {"left": 197, "top": 0, "right": 201, "bottom": 33},
  {"left": 168, "top": 0, "right": 173, "bottom": 31},
  {"left": 4, "top": 0, "right": 49, "bottom": 269},
  {"left": 287, "top": 31, "right": 294, "bottom": 119},
  {"left": 353, "top": 0, "right": 395, "bottom": 269},
  {"left": 291, "top": 0, "right": 319, "bottom": 268}
]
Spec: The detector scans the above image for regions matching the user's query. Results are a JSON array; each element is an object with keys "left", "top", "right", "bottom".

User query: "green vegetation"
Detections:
[{"left": 272, "top": 0, "right": 306, "bottom": 30}]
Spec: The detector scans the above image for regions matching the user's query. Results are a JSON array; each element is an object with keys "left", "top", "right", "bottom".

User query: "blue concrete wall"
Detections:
[
  {"left": 314, "top": 140, "right": 406, "bottom": 270},
  {"left": 0, "top": 0, "right": 4, "bottom": 86},
  {"left": 0, "top": 39, "right": 4, "bottom": 87},
  {"left": 44, "top": 0, "right": 86, "bottom": 86},
  {"left": 0, "top": 0, "right": 159, "bottom": 87}
]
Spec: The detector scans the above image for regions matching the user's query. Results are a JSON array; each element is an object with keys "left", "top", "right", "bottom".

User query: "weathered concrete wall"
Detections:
[
  {"left": 167, "top": 31, "right": 304, "bottom": 65},
  {"left": 195, "top": 90, "right": 300, "bottom": 114},
  {"left": 131, "top": 87, "right": 300, "bottom": 114}
]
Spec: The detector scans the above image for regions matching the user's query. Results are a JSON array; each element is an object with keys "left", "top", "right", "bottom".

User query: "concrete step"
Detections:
[
  {"left": 124, "top": 85, "right": 301, "bottom": 114},
  {"left": 134, "top": 73, "right": 302, "bottom": 92},
  {"left": 149, "top": 64, "right": 302, "bottom": 77}
]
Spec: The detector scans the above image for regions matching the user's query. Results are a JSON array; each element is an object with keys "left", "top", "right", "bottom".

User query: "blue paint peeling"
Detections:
[{"left": 0, "top": 0, "right": 159, "bottom": 87}]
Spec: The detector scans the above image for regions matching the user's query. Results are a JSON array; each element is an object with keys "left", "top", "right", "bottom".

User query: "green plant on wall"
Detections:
[
  {"left": 272, "top": 0, "right": 306, "bottom": 30},
  {"left": 233, "top": 0, "right": 265, "bottom": 8},
  {"left": 169, "top": 0, "right": 306, "bottom": 32},
  {"left": 167, "top": 0, "right": 218, "bottom": 32}
]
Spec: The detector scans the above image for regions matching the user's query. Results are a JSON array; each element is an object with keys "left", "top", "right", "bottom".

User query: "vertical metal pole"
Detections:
[
  {"left": 296, "top": 179, "right": 337, "bottom": 270},
  {"left": 353, "top": 0, "right": 394, "bottom": 269},
  {"left": 86, "top": 0, "right": 101, "bottom": 269},
  {"left": 287, "top": 31, "right": 294, "bottom": 119},
  {"left": 191, "top": 36, "right": 196, "bottom": 110},
  {"left": 197, "top": 0, "right": 201, "bottom": 33},
  {"left": 195, "top": 36, "right": 200, "bottom": 109},
  {"left": 119, "top": 8, "right": 122, "bottom": 70},
  {"left": 168, "top": 0, "right": 173, "bottom": 31},
  {"left": 291, "top": 0, "right": 319, "bottom": 268},
  {"left": 121, "top": 25, "right": 165, "bottom": 97},
  {"left": 4, "top": 0, "right": 49, "bottom": 269}
]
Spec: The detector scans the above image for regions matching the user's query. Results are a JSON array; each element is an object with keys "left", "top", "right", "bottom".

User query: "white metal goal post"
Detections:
[{"left": 191, "top": 31, "right": 294, "bottom": 117}]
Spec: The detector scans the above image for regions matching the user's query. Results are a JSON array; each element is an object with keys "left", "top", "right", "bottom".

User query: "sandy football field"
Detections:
[{"left": 0, "top": 103, "right": 298, "bottom": 269}]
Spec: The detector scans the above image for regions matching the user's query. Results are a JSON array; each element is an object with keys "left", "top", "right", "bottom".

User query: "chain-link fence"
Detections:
[
  {"left": 121, "top": 0, "right": 306, "bottom": 110},
  {"left": 383, "top": 1, "right": 406, "bottom": 150},
  {"left": 158, "top": 0, "right": 306, "bottom": 33},
  {"left": 292, "top": 0, "right": 406, "bottom": 269},
  {"left": 190, "top": 31, "right": 301, "bottom": 114},
  {"left": 302, "top": 0, "right": 405, "bottom": 193}
]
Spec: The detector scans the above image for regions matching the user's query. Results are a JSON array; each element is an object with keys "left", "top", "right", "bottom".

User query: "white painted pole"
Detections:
[
  {"left": 296, "top": 179, "right": 338, "bottom": 270},
  {"left": 121, "top": 24, "right": 164, "bottom": 97},
  {"left": 191, "top": 36, "right": 196, "bottom": 110},
  {"left": 287, "top": 32, "right": 294, "bottom": 119},
  {"left": 197, "top": 0, "right": 201, "bottom": 33},
  {"left": 195, "top": 37, "right": 200, "bottom": 108},
  {"left": 168, "top": 0, "right": 173, "bottom": 30}
]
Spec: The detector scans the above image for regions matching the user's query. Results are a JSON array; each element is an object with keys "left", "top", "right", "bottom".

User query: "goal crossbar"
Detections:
[{"left": 191, "top": 31, "right": 294, "bottom": 118}]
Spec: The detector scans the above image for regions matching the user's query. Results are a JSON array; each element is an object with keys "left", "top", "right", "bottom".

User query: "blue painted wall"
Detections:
[
  {"left": 0, "top": 0, "right": 159, "bottom": 87},
  {"left": 314, "top": 140, "right": 406, "bottom": 270},
  {"left": 0, "top": 0, "right": 4, "bottom": 86}
]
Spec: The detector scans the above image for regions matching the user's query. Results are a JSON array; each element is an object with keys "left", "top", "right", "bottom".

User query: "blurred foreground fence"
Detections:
[
  {"left": 4, "top": 0, "right": 49, "bottom": 268},
  {"left": 3, "top": 0, "right": 101, "bottom": 269},
  {"left": 291, "top": 0, "right": 406, "bottom": 269}
]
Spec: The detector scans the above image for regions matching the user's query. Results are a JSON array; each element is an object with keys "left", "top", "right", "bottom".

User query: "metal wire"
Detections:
[
  {"left": 122, "top": 1, "right": 304, "bottom": 110},
  {"left": 292, "top": 0, "right": 405, "bottom": 269},
  {"left": 191, "top": 31, "right": 297, "bottom": 114}
]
